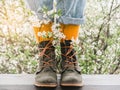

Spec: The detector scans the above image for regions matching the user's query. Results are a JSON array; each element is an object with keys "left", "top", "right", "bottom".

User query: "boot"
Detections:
[
  {"left": 60, "top": 40, "right": 83, "bottom": 86},
  {"left": 35, "top": 41, "right": 57, "bottom": 87}
]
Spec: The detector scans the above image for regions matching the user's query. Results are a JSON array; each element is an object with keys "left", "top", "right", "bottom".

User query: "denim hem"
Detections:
[{"left": 59, "top": 16, "right": 85, "bottom": 25}]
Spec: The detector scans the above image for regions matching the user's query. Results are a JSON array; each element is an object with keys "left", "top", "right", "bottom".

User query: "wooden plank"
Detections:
[
  {"left": 82, "top": 75, "right": 120, "bottom": 85},
  {"left": 0, "top": 74, "right": 120, "bottom": 90}
]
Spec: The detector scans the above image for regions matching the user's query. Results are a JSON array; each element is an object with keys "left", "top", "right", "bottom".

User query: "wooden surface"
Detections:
[{"left": 0, "top": 74, "right": 120, "bottom": 90}]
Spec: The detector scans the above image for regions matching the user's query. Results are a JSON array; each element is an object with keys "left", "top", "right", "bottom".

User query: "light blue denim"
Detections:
[{"left": 25, "top": 0, "right": 86, "bottom": 25}]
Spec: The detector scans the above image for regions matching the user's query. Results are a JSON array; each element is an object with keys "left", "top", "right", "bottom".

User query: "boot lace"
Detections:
[
  {"left": 62, "top": 45, "right": 77, "bottom": 69},
  {"left": 38, "top": 42, "right": 54, "bottom": 68}
]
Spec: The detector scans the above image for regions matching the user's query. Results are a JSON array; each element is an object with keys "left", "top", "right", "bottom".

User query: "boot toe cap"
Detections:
[
  {"left": 36, "top": 76, "right": 57, "bottom": 83},
  {"left": 61, "top": 73, "right": 82, "bottom": 84},
  {"left": 62, "top": 76, "right": 79, "bottom": 83}
]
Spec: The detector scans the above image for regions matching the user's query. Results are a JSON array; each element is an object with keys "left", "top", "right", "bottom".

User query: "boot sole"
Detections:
[
  {"left": 34, "top": 82, "right": 57, "bottom": 87},
  {"left": 61, "top": 82, "right": 83, "bottom": 87}
]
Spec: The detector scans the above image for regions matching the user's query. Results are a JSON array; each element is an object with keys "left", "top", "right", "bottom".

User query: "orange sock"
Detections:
[
  {"left": 33, "top": 22, "right": 53, "bottom": 43},
  {"left": 61, "top": 24, "right": 80, "bottom": 41}
]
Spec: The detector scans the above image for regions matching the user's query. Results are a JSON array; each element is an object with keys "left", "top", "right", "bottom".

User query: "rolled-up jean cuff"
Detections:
[
  {"left": 36, "top": 13, "right": 85, "bottom": 25},
  {"left": 59, "top": 16, "right": 85, "bottom": 25}
]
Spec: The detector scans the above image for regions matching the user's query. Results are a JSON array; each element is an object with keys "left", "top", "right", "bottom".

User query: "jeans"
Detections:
[{"left": 25, "top": 0, "right": 86, "bottom": 25}]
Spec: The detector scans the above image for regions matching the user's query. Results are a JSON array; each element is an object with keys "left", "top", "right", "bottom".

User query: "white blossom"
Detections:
[
  {"left": 47, "top": 10, "right": 54, "bottom": 15},
  {"left": 71, "top": 38, "right": 80, "bottom": 45},
  {"left": 81, "top": 55, "right": 86, "bottom": 60},
  {"left": 38, "top": 31, "right": 46, "bottom": 37},
  {"left": 97, "top": 50, "right": 102, "bottom": 56}
]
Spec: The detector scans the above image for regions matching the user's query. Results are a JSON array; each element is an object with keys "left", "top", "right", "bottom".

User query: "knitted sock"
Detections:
[
  {"left": 33, "top": 22, "right": 53, "bottom": 43},
  {"left": 61, "top": 24, "right": 80, "bottom": 41}
]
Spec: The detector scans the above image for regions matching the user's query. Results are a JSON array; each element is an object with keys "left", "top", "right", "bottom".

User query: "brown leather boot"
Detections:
[
  {"left": 60, "top": 40, "right": 83, "bottom": 86},
  {"left": 35, "top": 41, "right": 57, "bottom": 87}
]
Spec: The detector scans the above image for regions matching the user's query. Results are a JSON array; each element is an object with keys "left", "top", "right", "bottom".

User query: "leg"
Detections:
[
  {"left": 57, "top": 0, "right": 86, "bottom": 86},
  {"left": 24, "top": 0, "right": 57, "bottom": 87}
]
